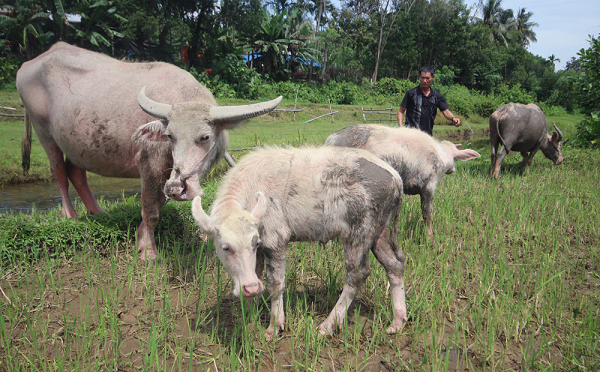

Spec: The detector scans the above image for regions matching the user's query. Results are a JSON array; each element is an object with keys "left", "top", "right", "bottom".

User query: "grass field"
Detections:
[{"left": 1, "top": 90, "right": 599, "bottom": 371}]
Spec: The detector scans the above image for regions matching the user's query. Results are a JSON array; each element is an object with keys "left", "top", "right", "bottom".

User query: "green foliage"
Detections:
[
  {"left": 372, "top": 77, "right": 413, "bottom": 98},
  {"left": 494, "top": 83, "right": 534, "bottom": 105},
  {"left": 0, "top": 53, "right": 20, "bottom": 89},
  {"left": 68, "top": 0, "right": 125, "bottom": 48},
  {"left": 537, "top": 103, "right": 568, "bottom": 117},
  {"left": 0, "top": 197, "right": 196, "bottom": 263},
  {"left": 575, "top": 35, "right": 600, "bottom": 115},
  {"left": 437, "top": 84, "right": 501, "bottom": 118},
  {"left": 572, "top": 111, "right": 600, "bottom": 148},
  {"left": 322, "top": 81, "right": 359, "bottom": 105},
  {"left": 573, "top": 35, "right": 600, "bottom": 147}
]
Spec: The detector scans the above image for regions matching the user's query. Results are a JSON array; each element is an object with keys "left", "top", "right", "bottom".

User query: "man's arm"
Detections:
[
  {"left": 397, "top": 106, "right": 406, "bottom": 127},
  {"left": 442, "top": 109, "right": 461, "bottom": 127}
]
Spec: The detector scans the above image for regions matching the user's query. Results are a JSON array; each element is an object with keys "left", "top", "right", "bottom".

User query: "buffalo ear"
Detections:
[
  {"left": 550, "top": 132, "right": 561, "bottom": 144},
  {"left": 250, "top": 192, "right": 267, "bottom": 222},
  {"left": 455, "top": 149, "right": 481, "bottom": 161},
  {"left": 132, "top": 120, "right": 169, "bottom": 143},
  {"left": 191, "top": 196, "right": 214, "bottom": 235}
]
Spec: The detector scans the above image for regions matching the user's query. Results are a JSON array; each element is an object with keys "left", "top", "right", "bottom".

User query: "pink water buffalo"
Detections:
[
  {"left": 325, "top": 124, "right": 480, "bottom": 241},
  {"left": 490, "top": 103, "right": 566, "bottom": 178},
  {"left": 192, "top": 146, "right": 407, "bottom": 340},
  {"left": 16, "top": 42, "right": 281, "bottom": 260}
]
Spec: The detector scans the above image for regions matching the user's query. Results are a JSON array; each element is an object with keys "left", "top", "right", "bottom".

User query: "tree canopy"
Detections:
[{"left": 0, "top": 0, "right": 588, "bottom": 114}]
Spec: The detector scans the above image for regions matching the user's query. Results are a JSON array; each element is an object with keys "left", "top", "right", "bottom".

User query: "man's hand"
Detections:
[{"left": 452, "top": 116, "right": 461, "bottom": 127}]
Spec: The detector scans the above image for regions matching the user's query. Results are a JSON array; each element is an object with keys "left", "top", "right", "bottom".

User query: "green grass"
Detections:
[{"left": 1, "top": 90, "right": 598, "bottom": 371}]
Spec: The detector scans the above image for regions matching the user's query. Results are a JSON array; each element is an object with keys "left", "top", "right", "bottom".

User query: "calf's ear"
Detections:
[
  {"left": 191, "top": 196, "right": 214, "bottom": 235},
  {"left": 455, "top": 148, "right": 481, "bottom": 162},
  {"left": 250, "top": 192, "right": 267, "bottom": 222},
  {"left": 132, "top": 120, "right": 169, "bottom": 143}
]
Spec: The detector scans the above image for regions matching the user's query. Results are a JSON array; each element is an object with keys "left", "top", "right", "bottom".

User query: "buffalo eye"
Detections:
[
  {"left": 166, "top": 133, "right": 173, "bottom": 141},
  {"left": 200, "top": 134, "right": 210, "bottom": 141},
  {"left": 221, "top": 244, "right": 231, "bottom": 252}
]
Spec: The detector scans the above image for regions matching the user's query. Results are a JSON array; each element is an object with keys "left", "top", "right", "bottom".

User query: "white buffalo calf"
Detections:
[
  {"left": 326, "top": 124, "right": 480, "bottom": 241},
  {"left": 192, "top": 146, "right": 406, "bottom": 340}
]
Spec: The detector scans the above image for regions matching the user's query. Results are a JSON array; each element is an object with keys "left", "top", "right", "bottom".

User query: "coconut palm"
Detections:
[
  {"left": 514, "top": 7, "right": 537, "bottom": 48},
  {"left": 481, "top": 0, "right": 515, "bottom": 47},
  {"left": 547, "top": 54, "right": 561, "bottom": 69}
]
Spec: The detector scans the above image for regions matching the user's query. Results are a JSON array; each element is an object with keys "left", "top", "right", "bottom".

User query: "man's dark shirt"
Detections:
[{"left": 400, "top": 86, "right": 449, "bottom": 135}]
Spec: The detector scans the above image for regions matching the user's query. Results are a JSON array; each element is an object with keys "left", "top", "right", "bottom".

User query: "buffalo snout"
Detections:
[
  {"left": 241, "top": 281, "right": 263, "bottom": 298},
  {"left": 164, "top": 179, "right": 188, "bottom": 201},
  {"left": 555, "top": 154, "right": 564, "bottom": 165}
]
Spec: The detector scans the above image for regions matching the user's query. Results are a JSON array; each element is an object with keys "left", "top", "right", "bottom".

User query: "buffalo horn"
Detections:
[
  {"left": 210, "top": 96, "right": 283, "bottom": 123},
  {"left": 553, "top": 124, "right": 563, "bottom": 142},
  {"left": 138, "top": 86, "right": 172, "bottom": 120}
]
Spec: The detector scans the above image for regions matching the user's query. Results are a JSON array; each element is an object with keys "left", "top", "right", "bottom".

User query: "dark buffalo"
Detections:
[{"left": 490, "top": 103, "right": 566, "bottom": 178}]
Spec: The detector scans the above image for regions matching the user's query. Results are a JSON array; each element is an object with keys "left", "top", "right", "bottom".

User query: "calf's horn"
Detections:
[
  {"left": 138, "top": 86, "right": 172, "bottom": 120},
  {"left": 210, "top": 96, "right": 283, "bottom": 123},
  {"left": 553, "top": 124, "right": 563, "bottom": 142}
]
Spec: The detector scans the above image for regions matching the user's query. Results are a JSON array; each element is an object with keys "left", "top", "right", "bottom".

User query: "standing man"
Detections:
[{"left": 397, "top": 66, "right": 461, "bottom": 135}]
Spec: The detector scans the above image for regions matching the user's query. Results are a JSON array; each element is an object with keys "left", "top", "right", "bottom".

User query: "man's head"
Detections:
[{"left": 418, "top": 66, "right": 435, "bottom": 90}]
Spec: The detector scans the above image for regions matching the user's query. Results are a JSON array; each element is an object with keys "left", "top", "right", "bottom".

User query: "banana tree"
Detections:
[
  {"left": 68, "top": 0, "right": 126, "bottom": 49},
  {"left": 0, "top": 0, "right": 49, "bottom": 59}
]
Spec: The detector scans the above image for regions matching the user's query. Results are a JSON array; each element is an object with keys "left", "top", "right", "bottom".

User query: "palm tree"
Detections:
[
  {"left": 481, "top": 0, "right": 515, "bottom": 47},
  {"left": 514, "top": 7, "right": 537, "bottom": 48},
  {"left": 547, "top": 54, "right": 561, "bottom": 69}
]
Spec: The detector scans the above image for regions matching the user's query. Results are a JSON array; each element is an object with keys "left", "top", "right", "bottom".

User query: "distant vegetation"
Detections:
[{"left": 2, "top": 0, "right": 599, "bottom": 145}]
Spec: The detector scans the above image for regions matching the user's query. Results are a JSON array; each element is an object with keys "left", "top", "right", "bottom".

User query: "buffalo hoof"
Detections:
[
  {"left": 385, "top": 321, "right": 405, "bottom": 335},
  {"left": 264, "top": 326, "right": 278, "bottom": 342},
  {"left": 318, "top": 321, "right": 336, "bottom": 336},
  {"left": 139, "top": 248, "right": 160, "bottom": 262}
]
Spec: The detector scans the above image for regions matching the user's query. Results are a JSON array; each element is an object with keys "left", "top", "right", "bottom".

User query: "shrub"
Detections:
[
  {"left": 0, "top": 56, "right": 19, "bottom": 90},
  {"left": 572, "top": 111, "right": 600, "bottom": 148},
  {"left": 494, "top": 83, "right": 534, "bottom": 105},
  {"left": 324, "top": 81, "right": 358, "bottom": 105},
  {"left": 373, "top": 77, "right": 414, "bottom": 98}
]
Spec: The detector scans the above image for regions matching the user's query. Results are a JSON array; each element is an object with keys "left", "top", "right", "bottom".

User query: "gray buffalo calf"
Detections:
[
  {"left": 490, "top": 103, "right": 566, "bottom": 178},
  {"left": 192, "top": 146, "right": 406, "bottom": 340},
  {"left": 325, "top": 124, "right": 480, "bottom": 241}
]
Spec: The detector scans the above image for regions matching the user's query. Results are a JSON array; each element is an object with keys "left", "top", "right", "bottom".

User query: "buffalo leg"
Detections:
[
  {"left": 264, "top": 248, "right": 287, "bottom": 341},
  {"left": 372, "top": 228, "right": 407, "bottom": 334},
  {"left": 490, "top": 130, "right": 499, "bottom": 176},
  {"left": 137, "top": 178, "right": 165, "bottom": 261},
  {"left": 319, "top": 241, "right": 372, "bottom": 335},
  {"left": 522, "top": 148, "right": 540, "bottom": 173},
  {"left": 39, "top": 140, "right": 78, "bottom": 218},
  {"left": 420, "top": 187, "right": 435, "bottom": 242},
  {"left": 492, "top": 145, "right": 509, "bottom": 178},
  {"left": 136, "top": 146, "right": 170, "bottom": 261},
  {"left": 65, "top": 158, "right": 106, "bottom": 215}
]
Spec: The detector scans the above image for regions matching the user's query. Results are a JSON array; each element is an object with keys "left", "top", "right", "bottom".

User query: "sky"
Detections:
[{"left": 497, "top": 0, "right": 600, "bottom": 70}]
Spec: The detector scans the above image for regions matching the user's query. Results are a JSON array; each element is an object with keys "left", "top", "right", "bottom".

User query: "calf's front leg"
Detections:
[
  {"left": 319, "top": 243, "right": 371, "bottom": 335},
  {"left": 264, "top": 249, "right": 287, "bottom": 341},
  {"left": 420, "top": 187, "right": 435, "bottom": 242},
  {"left": 372, "top": 228, "right": 407, "bottom": 334}
]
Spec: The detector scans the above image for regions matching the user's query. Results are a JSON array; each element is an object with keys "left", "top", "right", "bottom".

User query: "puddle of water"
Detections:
[
  {"left": 440, "top": 347, "right": 464, "bottom": 369},
  {"left": 0, "top": 177, "right": 142, "bottom": 215}
]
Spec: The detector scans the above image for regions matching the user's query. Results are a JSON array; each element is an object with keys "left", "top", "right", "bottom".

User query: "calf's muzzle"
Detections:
[{"left": 241, "top": 281, "right": 263, "bottom": 298}]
